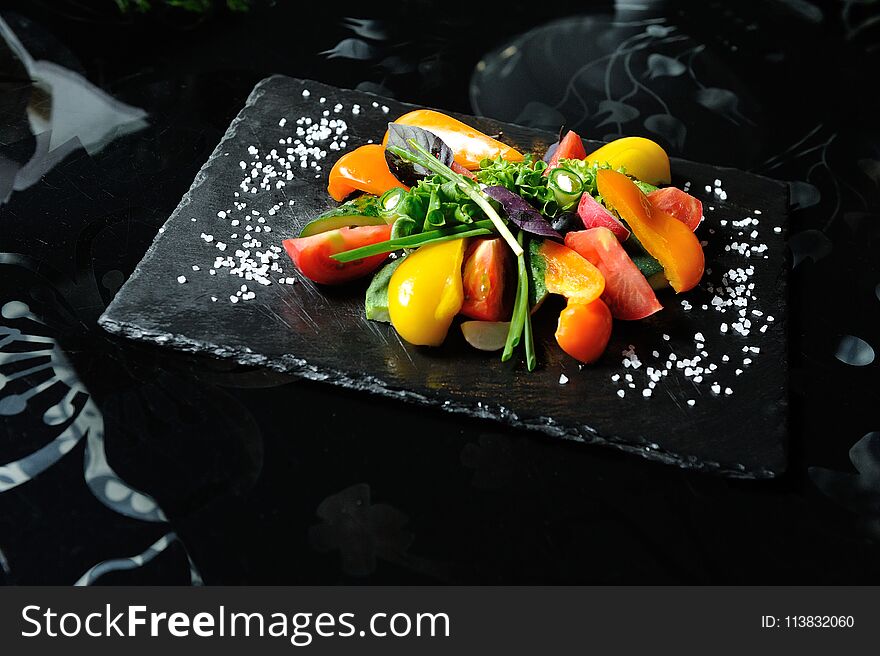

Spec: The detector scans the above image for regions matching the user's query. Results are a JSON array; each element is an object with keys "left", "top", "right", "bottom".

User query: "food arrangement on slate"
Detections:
[
  {"left": 288, "top": 107, "right": 706, "bottom": 373},
  {"left": 100, "top": 76, "right": 788, "bottom": 478}
]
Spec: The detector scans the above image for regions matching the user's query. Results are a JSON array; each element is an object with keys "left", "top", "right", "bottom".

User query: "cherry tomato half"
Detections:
[{"left": 554, "top": 298, "right": 613, "bottom": 364}]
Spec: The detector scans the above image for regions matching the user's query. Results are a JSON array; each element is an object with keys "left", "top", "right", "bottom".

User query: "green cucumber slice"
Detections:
[
  {"left": 364, "top": 256, "right": 405, "bottom": 323},
  {"left": 299, "top": 195, "right": 385, "bottom": 237}
]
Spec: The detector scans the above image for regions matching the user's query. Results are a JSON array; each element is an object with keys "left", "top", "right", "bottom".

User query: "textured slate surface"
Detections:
[{"left": 99, "top": 75, "right": 789, "bottom": 478}]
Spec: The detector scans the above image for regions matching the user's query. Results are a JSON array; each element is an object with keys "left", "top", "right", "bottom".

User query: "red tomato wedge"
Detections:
[
  {"left": 327, "top": 145, "right": 407, "bottom": 202},
  {"left": 282, "top": 224, "right": 393, "bottom": 285},
  {"left": 647, "top": 187, "right": 703, "bottom": 231},
  {"left": 596, "top": 169, "right": 704, "bottom": 293},
  {"left": 565, "top": 228, "right": 663, "bottom": 320},
  {"left": 545, "top": 130, "right": 587, "bottom": 172},
  {"left": 577, "top": 193, "right": 630, "bottom": 242},
  {"left": 460, "top": 238, "right": 513, "bottom": 321}
]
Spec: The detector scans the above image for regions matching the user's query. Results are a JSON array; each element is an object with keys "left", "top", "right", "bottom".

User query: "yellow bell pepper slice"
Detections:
[
  {"left": 596, "top": 169, "right": 704, "bottom": 292},
  {"left": 586, "top": 137, "right": 671, "bottom": 186},
  {"left": 383, "top": 110, "right": 524, "bottom": 170},
  {"left": 388, "top": 238, "right": 467, "bottom": 346}
]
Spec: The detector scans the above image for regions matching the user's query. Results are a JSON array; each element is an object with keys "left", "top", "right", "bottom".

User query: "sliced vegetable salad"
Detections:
[{"left": 282, "top": 109, "right": 705, "bottom": 370}]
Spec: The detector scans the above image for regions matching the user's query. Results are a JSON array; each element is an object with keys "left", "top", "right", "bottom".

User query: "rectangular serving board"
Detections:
[{"left": 99, "top": 75, "right": 789, "bottom": 478}]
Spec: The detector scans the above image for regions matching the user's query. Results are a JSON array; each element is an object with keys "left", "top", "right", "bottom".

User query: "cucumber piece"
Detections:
[
  {"left": 548, "top": 167, "right": 584, "bottom": 211},
  {"left": 378, "top": 187, "right": 408, "bottom": 219},
  {"left": 623, "top": 233, "right": 665, "bottom": 280},
  {"left": 364, "top": 256, "right": 405, "bottom": 323},
  {"left": 630, "top": 254, "right": 665, "bottom": 280},
  {"left": 299, "top": 195, "right": 385, "bottom": 237},
  {"left": 646, "top": 271, "right": 670, "bottom": 291},
  {"left": 527, "top": 238, "right": 548, "bottom": 309}
]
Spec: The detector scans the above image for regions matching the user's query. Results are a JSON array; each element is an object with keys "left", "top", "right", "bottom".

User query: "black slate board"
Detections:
[{"left": 99, "top": 76, "right": 789, "bottom": 478}]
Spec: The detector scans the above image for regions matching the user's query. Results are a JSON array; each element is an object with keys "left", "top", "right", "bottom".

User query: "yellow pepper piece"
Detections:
[
  {"left": 586, "top": 137, "right": 671, "bottom": 186},
  {"left": 388, "top": 239, "right": 467, "bottom": 346},
  {"left": 383, "top": 110, "right": 524, "bottom": 170}
]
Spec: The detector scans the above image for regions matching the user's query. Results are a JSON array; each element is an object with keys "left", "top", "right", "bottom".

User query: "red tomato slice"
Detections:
[
  {"left": 282, "top": 224, "right": 393, "bottom": 285},
  {"left": 460, "top": 238, "right": 513, "bottom": 321},
  {"left": 565, "top": 227, "right": 663, "bottom": 320},
  {"left": 647, "top": 187, "right": 702, "bottom": 231},
  {"left": 577, "top": 193, "right": 630, "bottom": 242},
  {"left": 546, "top": 130, "right": 587, "bottom": 171}
]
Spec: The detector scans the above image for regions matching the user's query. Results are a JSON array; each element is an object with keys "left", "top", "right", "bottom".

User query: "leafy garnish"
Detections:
[
  {"left": 384, "top": 124, "right": 454, "bottom": 186},
  {"left": 387, "top": 139, "right": 523, "bottom": 256},
  {"left": 483, "top": 186, "right": 561, "bottom": 239},
  {"left": 476, "top": 155, "right": 558, "bottom": 217}
]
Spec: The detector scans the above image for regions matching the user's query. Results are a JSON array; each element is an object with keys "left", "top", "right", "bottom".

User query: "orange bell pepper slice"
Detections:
[
  {"left": 537, "top": 239, "right": 605, "bottom": 304},
  {"left": 596, "top": 169, "right": 704, "bottom": 292},
  {"left": 383, "top": 109, "right": 524, "bottom": 170},
  {"left": 327, "top": 144, "right": 407, "bottom": 202}
]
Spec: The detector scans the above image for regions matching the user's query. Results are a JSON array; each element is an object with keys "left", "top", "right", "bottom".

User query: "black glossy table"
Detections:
[{"left": 1, "top": 0, "right": 878, "bottom": 584}]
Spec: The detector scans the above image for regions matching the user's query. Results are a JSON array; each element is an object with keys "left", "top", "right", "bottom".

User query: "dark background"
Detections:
[{"left": 1, "top": 0, "right": 878, "bottom": 584}]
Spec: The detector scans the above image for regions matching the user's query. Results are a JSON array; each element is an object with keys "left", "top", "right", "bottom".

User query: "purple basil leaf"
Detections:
[
  {"left": 483, "top": 185, "right": 561, "bottom": 238},
  {"left": 384, "top": 123, "right": 453, "bottom": 186}
]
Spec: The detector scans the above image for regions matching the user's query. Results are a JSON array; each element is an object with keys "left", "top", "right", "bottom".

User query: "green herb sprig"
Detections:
[
  {"left": 331, "top": 220, "right": 494, "bottom": 263},
  {"left": 476, "top": 155, "right": 559, "bottom": 217},
  {"left": 502, "top": 231, "right": 536, "bottom": 371}
]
